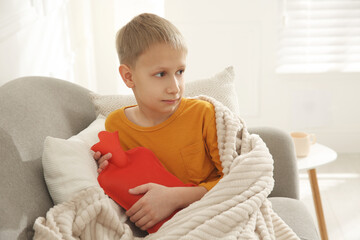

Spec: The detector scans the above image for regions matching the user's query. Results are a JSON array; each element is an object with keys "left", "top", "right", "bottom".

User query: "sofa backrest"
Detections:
[{"left": 0, "top": 77, "right": 96, "bottom": 239}]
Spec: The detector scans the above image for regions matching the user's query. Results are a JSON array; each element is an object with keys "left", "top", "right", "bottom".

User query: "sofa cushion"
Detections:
[
  {"left": 90, "top": 66, "right": 239, "bottom": 117},
  {"left": 42, "top": 117, "right": 105, "bottom": 204},
  {"left": 269, "top": 197, "right": 319, "bottom": 240}
]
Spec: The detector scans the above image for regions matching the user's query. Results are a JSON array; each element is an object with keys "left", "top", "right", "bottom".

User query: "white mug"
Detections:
[{"left": 290, "top": 132, "right": 316, "bottom": 157}]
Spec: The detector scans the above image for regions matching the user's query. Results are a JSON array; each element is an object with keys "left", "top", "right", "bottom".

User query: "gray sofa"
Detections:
[{"left": 0, "top": 76, "right": 319, "bottom": 240}]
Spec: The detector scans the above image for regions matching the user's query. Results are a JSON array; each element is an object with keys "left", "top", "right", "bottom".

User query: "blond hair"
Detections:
[{"left": 115, "top": 13, "right": 187, "bottom": 67}]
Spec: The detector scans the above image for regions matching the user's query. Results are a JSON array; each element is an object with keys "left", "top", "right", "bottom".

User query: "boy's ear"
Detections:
[{"left": 119, "top": 64, "right": 135, "bottom": 88}]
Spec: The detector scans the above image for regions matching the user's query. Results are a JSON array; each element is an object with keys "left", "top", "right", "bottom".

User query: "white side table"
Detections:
[{"left": 297, "top": 143, "right": 337, "bottom": 240}]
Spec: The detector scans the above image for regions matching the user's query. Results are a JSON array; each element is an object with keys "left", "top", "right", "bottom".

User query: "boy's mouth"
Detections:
[{"left": 162, "top": 98, "right": 180, "bottom": 104}]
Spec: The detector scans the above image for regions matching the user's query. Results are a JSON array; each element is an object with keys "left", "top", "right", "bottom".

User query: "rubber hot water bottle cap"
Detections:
[{"left": 91, "top": 131, "right": 193, "bottom": 233}]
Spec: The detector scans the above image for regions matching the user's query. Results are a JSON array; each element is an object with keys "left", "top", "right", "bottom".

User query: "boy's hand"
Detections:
[
  {"left": 93, "top": 151, "right": 112, "bottom": 173},
  {"left": 126, "top": 183, "right": 207, "bottom": 231},
  {"left": 126, "top": 183, "right": 179, "bottom": 231}
]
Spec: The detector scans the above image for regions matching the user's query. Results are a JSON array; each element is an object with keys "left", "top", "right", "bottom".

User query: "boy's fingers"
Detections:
[
  {"left": 97, "top": 153, "right": 112, "bottom": 164},
  {"left": 141, "top": 220, "right": 156, "bottom": 231},
  {"left": 95, "top": 153, "right": 112, "bottom": 174},
  {"left": 136, "top": 215, "right": 152, "bottom": 230},
  {"left": 98, "top": 160, "right": 108, "bottom": 170},
  {"left": 102, "top": 153, "right": 112, "bottom": 161},
  {"left": 126, "top": 200, "right": 141, "bottom": 217},
  {"left": 93, "top": 151, "right": 101, "bottom": 160},
  {"left": 128, "top": 205, "right": 144, "bottom": 222},
  {"left": 129, "top": 183, "right": 151, "bottom": 195}
]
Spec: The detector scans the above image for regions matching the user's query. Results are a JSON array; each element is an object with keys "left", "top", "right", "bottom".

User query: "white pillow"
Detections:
[
  {"left": 90, "top": 92, "right": 137, "bottom": 118},
  {"left": 90, "top": 66, "right": 239, "bottom": 116},
  {"left": 42, "top": 117, "right": 105, "bottom": 204},
  {"left": 185, "top": 66, "right": 239, "bottom": 115}
]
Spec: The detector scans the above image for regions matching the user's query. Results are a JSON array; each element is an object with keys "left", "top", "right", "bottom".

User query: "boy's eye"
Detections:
[
  {"left": 176, "top": 69, "right": 185, "bottom": 75},
  {"left": 155, "top": 72, "right": 166, "bottom": 77}
]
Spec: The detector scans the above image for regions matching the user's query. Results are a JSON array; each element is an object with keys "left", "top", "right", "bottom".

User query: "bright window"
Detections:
[{"left": 277, "top": 0, "right": 360, "bottom": 73}]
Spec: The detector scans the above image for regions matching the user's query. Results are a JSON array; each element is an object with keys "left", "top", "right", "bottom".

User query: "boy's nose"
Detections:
[{"left": 167, "top": 77, "right": 180, "bottom": 94}]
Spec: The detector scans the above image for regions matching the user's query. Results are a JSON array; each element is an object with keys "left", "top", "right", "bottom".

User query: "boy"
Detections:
[{"left": 93, "top": 13, "right": 223, "bottom": 232}]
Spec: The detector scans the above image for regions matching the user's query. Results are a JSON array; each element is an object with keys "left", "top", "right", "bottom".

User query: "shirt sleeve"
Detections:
[
  {"left": 199, "top": 176, "right": 222, "bottom": 191},
  {"left": 199, "top": 105, "right": 223, "bottom": 191}
]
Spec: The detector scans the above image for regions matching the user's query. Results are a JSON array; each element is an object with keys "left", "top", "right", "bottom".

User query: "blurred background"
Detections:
[{"left": 0, "top": 1, "right": 359, "bottom": 238}]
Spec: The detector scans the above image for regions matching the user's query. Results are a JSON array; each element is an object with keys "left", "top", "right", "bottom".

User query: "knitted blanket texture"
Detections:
[{"left": 33, "top": 96, "right": 300, "bottom": 240}]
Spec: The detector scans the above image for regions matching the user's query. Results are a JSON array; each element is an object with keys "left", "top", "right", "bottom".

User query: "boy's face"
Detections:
[{"left": 123, "top": 43, "right": 187, "bottom": 120}]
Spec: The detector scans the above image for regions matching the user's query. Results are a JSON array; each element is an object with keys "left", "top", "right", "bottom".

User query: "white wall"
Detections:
[
  {"left": 0, "top": 0, "right": 163, "bottom": 95},
  {"left": 0, "top": 0, "right": 73, "bottom": 84},
  {"left": 165, "top": 0, "right": 360, "bottom": 153}
]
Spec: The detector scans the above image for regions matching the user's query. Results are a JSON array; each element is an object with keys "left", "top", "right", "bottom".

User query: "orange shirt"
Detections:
[{"left": 105, "top": 98, "right": 223, "bottom": 190}]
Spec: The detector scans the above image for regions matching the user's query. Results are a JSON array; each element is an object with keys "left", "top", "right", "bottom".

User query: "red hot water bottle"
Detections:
[{"left": 91, "top": 131, "right": 193, "bottom": 233}]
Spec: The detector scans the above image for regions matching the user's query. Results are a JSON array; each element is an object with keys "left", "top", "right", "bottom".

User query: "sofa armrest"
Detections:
[
  {"left": 249, "top": 127, "right": 300, "bottom": 199},
  {"left": 270, "top": 197, "right": 319, "bottom": 240},
  {"left": 0, "top": 76, "right": 97, "bottom": 240}
]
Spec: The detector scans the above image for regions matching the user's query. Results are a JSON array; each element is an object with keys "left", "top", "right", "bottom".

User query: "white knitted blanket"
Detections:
[{"left": 33, "top": 96, "right": 300, "bottom": 240}]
